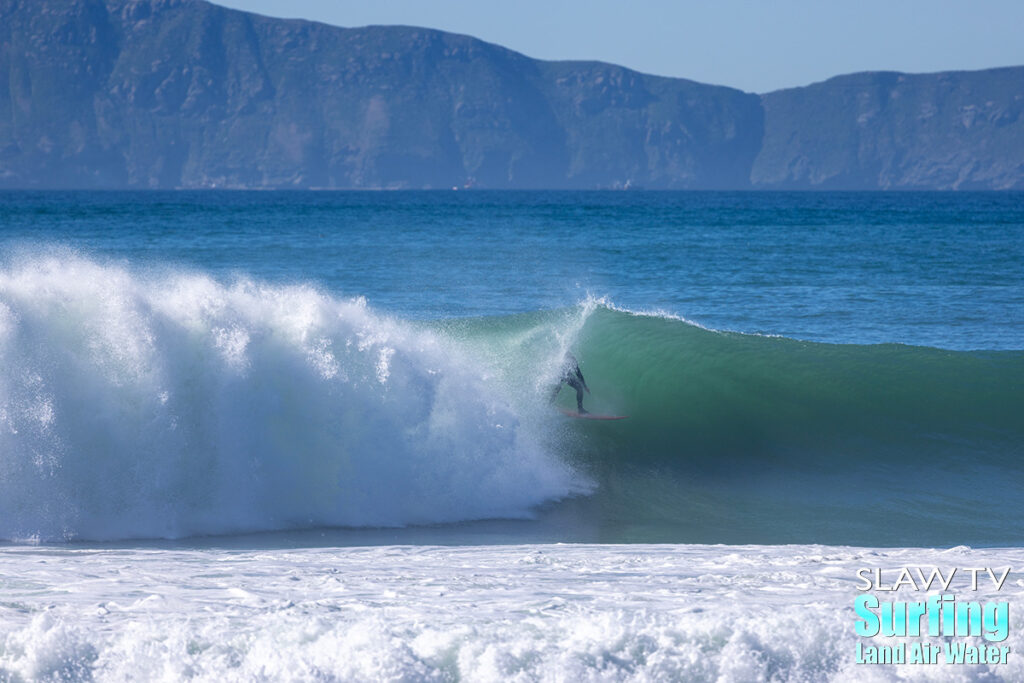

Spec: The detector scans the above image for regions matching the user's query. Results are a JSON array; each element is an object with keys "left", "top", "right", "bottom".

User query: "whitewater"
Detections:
[
  {"left": 4, "top": 544, "right": 1024, "bottom": 681},
  {"left": 0, "top": 254, "right": 588, "bottom": 542}
]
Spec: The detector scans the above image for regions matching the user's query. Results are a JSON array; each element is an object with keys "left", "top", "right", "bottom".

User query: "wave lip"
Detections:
[{"left": 0, "top": 256, "right": 583, "bottom": 542}]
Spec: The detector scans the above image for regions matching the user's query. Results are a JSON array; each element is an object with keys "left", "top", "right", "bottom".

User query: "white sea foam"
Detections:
[
  {"left": 0, "top": 255, "right": 586, "bottom": 541},
  {"left": 583, "top": 294, "right": 716, "bottom": 331},
  {"left": 2, "top": 544, "right": 1022, "bottom": 682}
]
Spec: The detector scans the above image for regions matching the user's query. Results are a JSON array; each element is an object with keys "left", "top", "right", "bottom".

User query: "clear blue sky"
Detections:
[{"left": 213, "top": 0, "right": 1024, "bottom": 93}]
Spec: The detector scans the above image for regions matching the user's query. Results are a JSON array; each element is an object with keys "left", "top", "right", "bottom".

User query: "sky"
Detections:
[{"left": 212, "top": 1, "right": 1024, "bottom": 93}]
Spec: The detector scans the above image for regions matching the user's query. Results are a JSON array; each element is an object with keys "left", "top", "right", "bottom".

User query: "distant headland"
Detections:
[{"left": 2, "top": 0, "right": 1022, "bottom": 190}]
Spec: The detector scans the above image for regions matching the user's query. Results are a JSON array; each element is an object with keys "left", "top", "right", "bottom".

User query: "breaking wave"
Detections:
[{"left": 2, "top": 253, "right": 1021, "bottom": 544}]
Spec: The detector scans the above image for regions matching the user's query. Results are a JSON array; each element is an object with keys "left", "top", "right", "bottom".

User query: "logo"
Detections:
[{"left": 854, "top": 567, "right": 1011, "bottom": 665}]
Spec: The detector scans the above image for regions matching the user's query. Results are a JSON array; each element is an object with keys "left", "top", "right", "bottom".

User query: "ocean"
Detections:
[{"left": 1, "top": 191, "right": 1022, "bottom": 680}]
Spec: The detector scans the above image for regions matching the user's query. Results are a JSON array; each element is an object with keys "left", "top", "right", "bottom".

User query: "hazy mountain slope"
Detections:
[
  {"left": 753, "top": 68, "right": 1024, "bottom": 189},
  {"left": 0, "top": 0, "right": 1021, "bottom": 189},
  {"left": 0, "top": 0, "right": 761, "bottom": 188}
]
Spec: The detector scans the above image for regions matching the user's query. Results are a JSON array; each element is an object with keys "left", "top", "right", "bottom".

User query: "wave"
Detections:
[
  {"left": 438, "top": 300, "right": 1024, "bottom": 545},
  {"left": 445, "top": 300, "right": 1023, "bottom": 464},
  {"left": 564, "top": 305, "right": 1022, "bottom": 465},
  {"left": 0, "top": 255, "right": 584, "bottom": 541},
  {"left": 1, "top": 254, "right": 1021, "bottom": 543}
]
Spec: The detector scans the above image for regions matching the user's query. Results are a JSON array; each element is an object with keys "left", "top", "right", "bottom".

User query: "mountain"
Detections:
[
  {"left": 1, "top": 0, "right": 1022, "bottom": 190},
  {"left": 753, "top": 68, "right": 1024, "bottom": 190}
]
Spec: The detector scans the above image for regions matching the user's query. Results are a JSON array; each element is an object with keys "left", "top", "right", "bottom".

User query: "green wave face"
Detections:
[
  {"left": 577, "top": 307, "right": 1022, "bottom": 462},
  {"left": 444, "top": 304, "right": 1024, "bottom": 546}
]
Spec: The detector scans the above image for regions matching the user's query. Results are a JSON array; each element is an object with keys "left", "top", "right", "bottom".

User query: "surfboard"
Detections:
[{"left": 558, "top": 408, "right": 628, "bottom": 420}]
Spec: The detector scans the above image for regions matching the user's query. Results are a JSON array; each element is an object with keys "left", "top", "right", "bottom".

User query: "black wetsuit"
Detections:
[{"left": 550, "top": 355, "right": 589, "bottom": 413}]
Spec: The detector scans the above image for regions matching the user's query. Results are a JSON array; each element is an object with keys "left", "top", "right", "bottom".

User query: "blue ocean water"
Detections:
[
  {"left": 2, "top": 191, "right": 1021, "bottom": 348},
  {"left": 0, "top": 191, "right": 1021, "bottom": 546}
]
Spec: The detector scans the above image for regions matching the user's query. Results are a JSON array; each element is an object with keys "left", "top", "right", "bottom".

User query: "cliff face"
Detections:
[
  {"left": 0, "top": 0, "right": 762, "bottom": 189},
  {"left": 1, "top": 0, "right": 1021, "bottom": 189},
  {"left": 753, "top": 69, "right": 1024, "bottom": 190}
]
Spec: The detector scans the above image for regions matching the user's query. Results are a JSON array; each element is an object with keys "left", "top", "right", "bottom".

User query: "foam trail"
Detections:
[{"left": 0, "top": 255, "right": 584, "bottom": 542}]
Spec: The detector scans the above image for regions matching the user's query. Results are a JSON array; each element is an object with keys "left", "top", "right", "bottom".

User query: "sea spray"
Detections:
[{"left": 0, "top": 256, "right": 585, "bottom": 541}]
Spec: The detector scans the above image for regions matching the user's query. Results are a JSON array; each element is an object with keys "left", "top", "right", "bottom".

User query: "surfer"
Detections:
[{"left": 550, "top": 352, "right": 590, "bottom": 414}]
